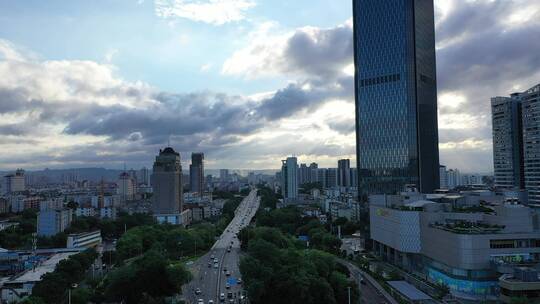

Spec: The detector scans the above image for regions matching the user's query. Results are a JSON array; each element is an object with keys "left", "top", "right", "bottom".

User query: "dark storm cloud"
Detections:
[
  {"left": 437, "top": 1, "right": 540, "bottom": 114},
  {"left": 283, "top": 24, "right": 353, "bottom": 79},
  {"left": 327, "top": 120, "right": 355, "bottom": 135}
]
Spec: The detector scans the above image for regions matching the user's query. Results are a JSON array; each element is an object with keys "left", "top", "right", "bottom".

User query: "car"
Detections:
[
  {"left": 208, "top": 301, "right": 214, "bottom": 304},
  {"left": 226, "top": 270, "right": 231, "bottom": 276},
  {"left": 214, "top": 258, "right": 219, "bottom": 263},
  {"left": 225, "top": 283, "right": 230, "bottom": 289},
  {"left": 229, "top": 300, "right": 234, "bottom": 304},
  {"left": 211, "top": 254, "right": 215, "bottom": 259},
  {"left": 220, "top": 293, "right": 225, "bottom": 302},
  {"left": 227, "top": 292, "right": 233, "bottom": 299},
  {"left": 195, "top": 288, "right": 202, "bottom": 295},
  {"left": 208, "top": 262, "right": 212, "bottom": 268},
  {"left": 214, "top": 263, "right": 219, "bottom": 268},
  {"left": 237, "top": 278, "right": 242, "bottom": 284},
  {"left": 198, "top": 299, "right": 204, "bottom": 304},
  {"left": 227, "top": 248, "right": 231, "bottom": 253}
]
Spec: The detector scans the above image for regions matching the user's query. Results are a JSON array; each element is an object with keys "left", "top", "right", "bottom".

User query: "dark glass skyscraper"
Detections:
[{"left": 353, "top": 0, "right": 440, "bottom": 196}]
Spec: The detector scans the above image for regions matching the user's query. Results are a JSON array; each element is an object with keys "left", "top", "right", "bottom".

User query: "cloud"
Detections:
[
  {"left": 222, "top": 21, "right": 353, "bottom": 80},
  {"left": 154, "top": 0, "right": 255, "bottom": 25},
  {"left": 0, "top": 37, "right": 354, "bottom": 170}
]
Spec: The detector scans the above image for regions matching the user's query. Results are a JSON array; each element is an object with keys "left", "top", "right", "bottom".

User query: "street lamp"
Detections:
[{"left": 68, "top": 283, "right": 78, "bottom": 304}]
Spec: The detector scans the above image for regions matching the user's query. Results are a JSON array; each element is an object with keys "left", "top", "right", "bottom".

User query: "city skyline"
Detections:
[{"left": 0, "top": 0, "right": 539, "bottom": 172}]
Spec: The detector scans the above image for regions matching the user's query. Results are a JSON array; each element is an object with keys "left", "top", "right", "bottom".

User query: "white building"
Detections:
[
  {"left": 117, "top": 172, "right": 135, "bottom": 201},
  {"left": 3, "top": 169, "right": 25, "bottom": 195}
]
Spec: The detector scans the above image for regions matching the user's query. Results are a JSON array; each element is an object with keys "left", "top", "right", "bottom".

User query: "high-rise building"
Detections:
[
  {"left": 491, "top": 84, "right": 540, "bottom": 204},
  {"left": 520, "top": 84, "right": 540, "bottom": 204},
  {"left": 491, "top": 95, "right": 524, "bottom": 190},
  {"left": 298, "top": 163, "right": 310, "bottom": 185},
  {"left": 151, "top": 147, "right": 183, "bottom": 214},
  {"left": 189, "top": 153, "right": 205, "bottom": 194},
  {"left": 316, "top": 168, "right": 327, "bottom": 188},
  {"left": 309, "top": 163, "right": 318, "bottom": 183},
  {"left": 219, "top": 169, "right": 229, "bottom": 182},
  {"left": 353, "top": 0, "right": 440, "bottom": 195},
  {"left": 3, "top": 169, "right": 25, "bottom": 195},
  {"left": 281, "top": 157, "right": 298, "bottom": 200},
  {"left": 138, "top": 167, "right": 150, "bottom": 185},
  {"left": 337, "top": 159, "right": 351, "bottom": 188},
  {"left": 439, "top": 165, "right": 448, "bottom": 189},
  {"left": 447, "top": 169, "right": 461, "bottom": 190},
  {"left": 117, "top": 172, "right": 135, "bottom": 201},
  {"left": 326, "top": 168, "right": 338, "bottom": 188}
]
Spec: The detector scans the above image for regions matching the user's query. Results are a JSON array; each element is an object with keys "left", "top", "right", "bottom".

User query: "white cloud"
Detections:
[{"left": 154, "top": 0, "right": 256, "bottom": 25}]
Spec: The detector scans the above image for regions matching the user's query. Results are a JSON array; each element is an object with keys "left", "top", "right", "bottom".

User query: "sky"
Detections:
[{"left": 0, "top": 0, "right": 539, "bottom": 172}]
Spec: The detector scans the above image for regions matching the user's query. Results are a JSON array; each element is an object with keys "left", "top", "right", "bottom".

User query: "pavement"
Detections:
[
  {"left": 182, "top": 190, "right": 260, "bottom": 304},
  {"left": 338, "top": 258, "right": 398, "bottom": 304}
]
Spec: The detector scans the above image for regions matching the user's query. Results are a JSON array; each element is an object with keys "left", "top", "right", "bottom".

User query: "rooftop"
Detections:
[
  {"left": 387, "top": 280, "right": 433, "bottom": 301},
  {"left": 7, "top": 252, "right": 77, "bottom": 283}
]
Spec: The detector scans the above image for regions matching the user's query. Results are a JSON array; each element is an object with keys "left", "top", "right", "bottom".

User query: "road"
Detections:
[
  {"left": 338, "top": 259, "right": 397, "bottom": 304},
  {"left": 183, "top": 190, "right": 260, "bottom": 304}
]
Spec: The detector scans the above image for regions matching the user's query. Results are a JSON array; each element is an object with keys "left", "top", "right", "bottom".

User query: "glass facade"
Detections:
[{"left": 353, "top": 0, "right": 440, "bottom": 195}]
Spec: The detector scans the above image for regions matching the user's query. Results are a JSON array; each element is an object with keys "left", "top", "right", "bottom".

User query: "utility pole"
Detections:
[{"left": 347, "top": 286, "right": 351, "bottom": 304}]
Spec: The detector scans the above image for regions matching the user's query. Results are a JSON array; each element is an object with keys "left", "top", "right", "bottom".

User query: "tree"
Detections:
[{"left": 104, "top": 250, "right": 191, "bottom": 302}]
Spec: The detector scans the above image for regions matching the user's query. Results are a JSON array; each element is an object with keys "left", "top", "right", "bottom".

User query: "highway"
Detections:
[{"left": 183, "top": 190, "right": 260, "bottom": 304}]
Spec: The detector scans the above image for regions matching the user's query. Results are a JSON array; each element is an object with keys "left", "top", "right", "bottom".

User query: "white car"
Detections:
[{"left": 198, "top": 299, "right": 204, "bottom": 304}]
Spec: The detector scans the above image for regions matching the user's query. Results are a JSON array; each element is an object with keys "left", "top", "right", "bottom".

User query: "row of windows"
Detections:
[
  {"left": 359, "top": 74, "right": 401, "bottom": 87},
  {"left": 490, "top": 239, "right": 540, "bottom": 249}
]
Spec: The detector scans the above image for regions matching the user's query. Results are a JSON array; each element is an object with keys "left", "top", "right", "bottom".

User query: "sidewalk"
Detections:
[{"left": 338, "top": 258, "right": 399, "bottom": 304}]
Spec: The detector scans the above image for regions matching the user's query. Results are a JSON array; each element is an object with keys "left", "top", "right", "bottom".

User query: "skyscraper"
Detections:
[
  {"left": 189, "top": 152, "right": 204, "bottom": 194},
  {"left": 493, "top": 84, "right": 540, "bottom": 203},
  {"left": 337, "top": 159, "right": 351, "bottom": 188},
  {"left": 521, "top": 84, "right": 540, "bottom": 204},
  {"left": 281, "top": 157, "right": 298, "bottom": 201},
  {"left": 439, "top": 165, "right": 448, "bottom": 189},
  {"left": 353, "top": 0, "right": 440, "bottom": 195},
  {"left": 491, "top": 95, "right": 524, "bottom": 190},
  {"left": 151, "top": 147, "right": 183, "bottom": 214}
]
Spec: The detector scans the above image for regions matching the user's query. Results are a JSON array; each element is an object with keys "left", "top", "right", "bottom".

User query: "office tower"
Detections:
[
  {"left": 353, "top": 0, "right": 440, "bottom": 195},
  {"left": 220, "top": 169, "right": 229, "bottom": 182},
  {"left": 337, "top": 159, "right": 351, "bottom": 187},
  {"left": 492, "top": 84, "right": 540, "bottom": 204},
  {"left": 491, "top": 96, "right": 524, "bottom": 190},
  {"left": 326, "top": 168, "right": 338, "bottom": 188},
  {"left": 520, "top": 84, "right": 540, "bottom": 203},
  {"left": 190, "top": 153, "right": 204, "bottom": 194},
  {"left": 37, "top": 208, "right": 73, "bottom": 236},
  {"left": 117, "top": 172, "right": 135, "bottom": 201},
  {"left": 281, "top": 157, "right": 298, "bottom": 200},
  {"left": 151, "top": 147, "right": 183, "bottom": 214},
  {"left": 439, "top": 165, "right": 448, "bottom": 189},
  {"left": 138, "top": 167, "right": 150, "bottom": 185}
]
